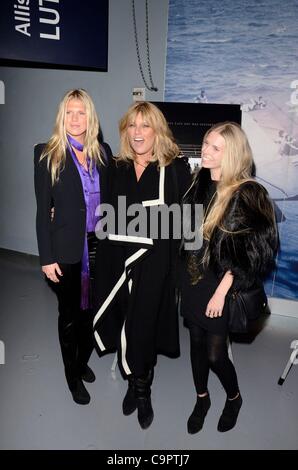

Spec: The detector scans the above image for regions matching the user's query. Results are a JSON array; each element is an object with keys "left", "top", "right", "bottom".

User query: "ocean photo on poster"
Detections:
[{"left": 165, "top": 0, "right": 298, "bottom": 300}]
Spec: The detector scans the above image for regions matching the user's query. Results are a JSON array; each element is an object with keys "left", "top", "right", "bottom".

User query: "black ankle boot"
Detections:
[
  {"left": 217, "top": 393, "right": 242, "bottom": 432},
  {"left": 135, "top": 370, "right": 154, "bottom": 430},
  {"left": 69, "top": 378, "right": 91, "bottom": 405},
  {"left": 81, "top": 365, "right": 96, "bottom": 383},
  {"left": 122, "top": 376, "right": 137, "bottom": 416},
  {"left": 187, "top": 393, "right": 211, "bottom": 434},
  {"left": 137, "top": 395, "right": 154, "bottom": 430}
]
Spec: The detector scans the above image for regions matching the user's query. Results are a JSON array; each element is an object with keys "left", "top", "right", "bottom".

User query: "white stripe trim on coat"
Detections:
[
  {"left": 108, "top": 233, "right": 153, "bottom": 245},
  {"left": 120, "top": 320, "right": 132, "bottom": 375},
  {"left": 94, "top": 331, "right": 106, "bottom": 352},
  {"left": 142, "top": 166, "right": 165, "bottom": 206},
  {"left": 93, "top": 248, "right": 148, "bottom": 352}
]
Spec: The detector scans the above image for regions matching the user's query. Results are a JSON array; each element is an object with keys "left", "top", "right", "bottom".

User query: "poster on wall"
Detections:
[
  {"left": 165, "top": 0, "right": 298, "bottom": 300},
  {"left": 153, "top": 101, "right": 241, "bottom": 170},
  {"left": 0, "top": 0, "right": 109, "bottom": 71}
]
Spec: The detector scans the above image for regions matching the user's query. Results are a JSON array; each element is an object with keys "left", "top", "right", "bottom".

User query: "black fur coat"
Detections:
[{"left": 184, "top": 169, "right": 278, "bottom": 290}]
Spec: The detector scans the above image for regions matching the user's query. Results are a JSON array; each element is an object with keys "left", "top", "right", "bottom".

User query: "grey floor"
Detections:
[{"left": 0, "top": 249, "right": 297, "bottom": 450}]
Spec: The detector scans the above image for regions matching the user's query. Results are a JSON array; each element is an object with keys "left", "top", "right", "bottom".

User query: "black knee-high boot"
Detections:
[
  {"left": 122, "top": 375, "right": 137, "bottom": 416},
  {"left": 135, "top": 369, "right": 154, "bottom": 430},
  {"left": 77, "top": 308, "right": 95, "bottom": 381},
  {"left": 58, "top": 316, "right": 79, "bottom": 387},
  {"left": 58, "top": 316, "right": 90, "bottom": 405}
]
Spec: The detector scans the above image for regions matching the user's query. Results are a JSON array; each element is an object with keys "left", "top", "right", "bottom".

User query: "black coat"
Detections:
[
  {"left": 184, "top": 168, "right": 278, "bottom": 290},
  {"left": 209, "top": 180, "right": 278, "bottom": 290},
  {"left": 93, "top": 157, "right": 192, "bottom": 377},
  {"left": 34, "top": 142, "right": 112, "bottom": 265}
]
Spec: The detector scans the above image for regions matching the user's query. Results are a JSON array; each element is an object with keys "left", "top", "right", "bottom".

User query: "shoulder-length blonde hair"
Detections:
[
  {"left": 202, "top": 121, "right": 254, "bottom": 241},
  {"left": 40, "top": 89, "right": 104, "bottom": 185},
  {"left": 117, "top": 101, "right": 180, "bottom": 166}
]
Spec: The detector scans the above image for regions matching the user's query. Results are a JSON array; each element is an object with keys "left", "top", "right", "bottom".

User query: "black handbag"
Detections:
[{"left": 228, "top": 284, "right": 268, "bottom": 333}]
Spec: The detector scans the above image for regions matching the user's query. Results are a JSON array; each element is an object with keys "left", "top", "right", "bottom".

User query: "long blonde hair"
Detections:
[
  {"left": 117, "top": 101, "right": 180, "bottom": 166},
  {"left": 40, "top": 89, "right": 104, "bottom": 185},
  {"left": 202, "top": 122, "right": 254, "bottom": 241}
]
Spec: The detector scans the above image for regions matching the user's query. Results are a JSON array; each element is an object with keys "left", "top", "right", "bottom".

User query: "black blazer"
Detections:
[{"left": 34, "top": 142, "right": 112, "bottom": 265}]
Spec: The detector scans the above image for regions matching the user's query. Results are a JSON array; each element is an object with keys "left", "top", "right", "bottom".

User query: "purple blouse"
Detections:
[{"left": 67, "top": 135, "right": 100, "bottom": 309}]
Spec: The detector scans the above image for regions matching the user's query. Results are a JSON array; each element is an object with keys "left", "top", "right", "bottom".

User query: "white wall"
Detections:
[{"left": 0, "top": 0, "right": 169, "bottom": 255}]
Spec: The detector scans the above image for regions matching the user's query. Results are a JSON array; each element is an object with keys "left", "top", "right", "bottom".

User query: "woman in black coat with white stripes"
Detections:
[{"left": 93, "top": 101, "right": 191, "bottom": 429}]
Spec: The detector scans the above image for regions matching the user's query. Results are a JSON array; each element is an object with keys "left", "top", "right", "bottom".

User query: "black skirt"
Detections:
[{"left": 180, "top": 261, "right": 229, "bottom": 335}]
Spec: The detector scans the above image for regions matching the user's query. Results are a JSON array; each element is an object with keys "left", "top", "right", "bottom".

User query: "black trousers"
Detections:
[{"left": 50, "top": 233, "right": 98, "bottom": 387}]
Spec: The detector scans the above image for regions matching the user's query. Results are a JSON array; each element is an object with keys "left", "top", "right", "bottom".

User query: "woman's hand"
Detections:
[
  {"left": 42, "top": 263, "right": 62, "bottom": 283},
  {"left": 205, "top": 271, "right": 234, "bottom": 318},
  {"left": 205, "top": 291, "right": 225, "bottom": 318}
]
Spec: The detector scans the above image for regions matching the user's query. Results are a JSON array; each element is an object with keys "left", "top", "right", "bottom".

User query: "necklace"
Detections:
[
  {"left": 72, "top": 149, "right": 87, "bottom": 168},
  {"left": 134, "top": 159, "right": 150, "bottom": 169}
]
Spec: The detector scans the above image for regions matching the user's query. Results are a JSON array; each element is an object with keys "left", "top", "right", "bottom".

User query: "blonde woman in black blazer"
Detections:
[{"left": 34, "top": 89, "right": 112, "bottom": 404}]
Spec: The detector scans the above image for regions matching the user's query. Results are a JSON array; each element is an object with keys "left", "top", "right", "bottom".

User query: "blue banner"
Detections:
[{"left": 0, "top": 0, "right": 108, "bottom": 70}]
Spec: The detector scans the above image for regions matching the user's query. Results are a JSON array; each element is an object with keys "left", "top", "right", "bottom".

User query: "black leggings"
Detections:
[{"left": 188, "top": 322, "right": 239, "bottom": 398}]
